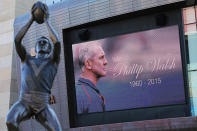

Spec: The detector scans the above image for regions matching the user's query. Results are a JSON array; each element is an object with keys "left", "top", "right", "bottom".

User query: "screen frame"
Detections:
[{"left": 63, "top": 7, "right": 190, "bottom": 128}]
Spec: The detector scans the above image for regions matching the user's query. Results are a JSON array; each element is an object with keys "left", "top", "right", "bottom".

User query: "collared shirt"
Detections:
[{"left": 76, "top": 78, "right": 105, "bottom": 114}]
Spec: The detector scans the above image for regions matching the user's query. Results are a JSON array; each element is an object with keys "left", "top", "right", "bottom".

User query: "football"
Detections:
[{"left": 32, "top": 1, "right": 48, "bottom": 24}]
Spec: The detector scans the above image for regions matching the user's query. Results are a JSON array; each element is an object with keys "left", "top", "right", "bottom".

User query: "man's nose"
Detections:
[
  {"left": 104, "top": 58, "right": 108, "bottom": 65},
  {"left": 40, "top": 41, "right": 45, "bottom": 45},
  {"left": 39, "top": 42, "right": 45, "bottom": 47}
]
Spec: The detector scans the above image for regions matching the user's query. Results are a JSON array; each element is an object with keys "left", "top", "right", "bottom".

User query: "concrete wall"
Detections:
[
  {"left": 12, "top": 0, "right": 186, "bottom": 130},
  {"left": 0, "top": 0, "right": 15, "bottom": 130},
  {"left": 15, "top": 0, "right": 46, "bottom": 17}
]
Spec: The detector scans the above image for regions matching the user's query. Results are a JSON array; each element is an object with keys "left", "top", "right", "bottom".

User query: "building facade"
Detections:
[{"left": 1, "top": 0, "right": 197, "bottom": 131}]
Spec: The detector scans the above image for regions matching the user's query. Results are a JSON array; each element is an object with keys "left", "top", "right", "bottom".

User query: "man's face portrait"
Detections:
[{"left": 89, "top": 46, "right": 108, "bottom": 78}]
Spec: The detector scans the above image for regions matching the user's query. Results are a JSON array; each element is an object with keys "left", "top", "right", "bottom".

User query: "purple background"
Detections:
[{"left": 72, "top": 25, "right": 186, "bottom": 112}]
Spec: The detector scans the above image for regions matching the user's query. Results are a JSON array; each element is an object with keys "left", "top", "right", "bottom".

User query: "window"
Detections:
[
  {"left": 44, "top": 0, "right": 66, "bottom": 5},
  {"left": 183, "top": 6, "right": 197, "bottom": 34},
  {"left": 183, "top": 6, "right": 197, "bottom": 116}
]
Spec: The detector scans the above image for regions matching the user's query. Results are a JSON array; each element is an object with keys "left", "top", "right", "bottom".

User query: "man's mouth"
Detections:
[{"left": 38, "top": 50, "right": 46, "bottom": 54}]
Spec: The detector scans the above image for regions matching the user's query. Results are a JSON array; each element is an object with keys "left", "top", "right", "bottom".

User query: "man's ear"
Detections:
[{"left": 85, "top": 59, "right": 92, "bottom": 70}]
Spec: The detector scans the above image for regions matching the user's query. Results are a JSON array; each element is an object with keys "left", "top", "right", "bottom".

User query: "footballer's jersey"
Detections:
[{"left": 19, "top": 54, "right": 57, "bottom": 102}]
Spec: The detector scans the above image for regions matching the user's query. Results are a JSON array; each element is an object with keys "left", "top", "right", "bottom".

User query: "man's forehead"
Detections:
[
  {"left": 38, "top": 37, "right": 49, "bottom": 42},
  {"left": 93, "top": 46, "right": 105, "bottom": 55},
  {"left": 92, "top": 45, "right": 102, "bottom": 50}
]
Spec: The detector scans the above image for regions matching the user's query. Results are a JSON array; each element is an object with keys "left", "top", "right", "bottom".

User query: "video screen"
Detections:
[{"left": 72, "top": 25, "right": 186, "bottom": 114}]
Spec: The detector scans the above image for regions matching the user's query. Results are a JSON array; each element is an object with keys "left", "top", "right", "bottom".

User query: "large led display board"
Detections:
[{"left": 72, "top": 25, "right": 185, "bottom": 114}]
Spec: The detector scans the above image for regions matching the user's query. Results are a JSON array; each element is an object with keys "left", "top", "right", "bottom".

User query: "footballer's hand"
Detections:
[{"left": 50, "top": 94, "right": 56, "bottom": 104}]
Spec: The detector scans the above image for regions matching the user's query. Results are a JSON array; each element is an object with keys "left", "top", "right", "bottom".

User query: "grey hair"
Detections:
[{"left": 78, "top": 43, "right": 101, "bottom": 72}]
